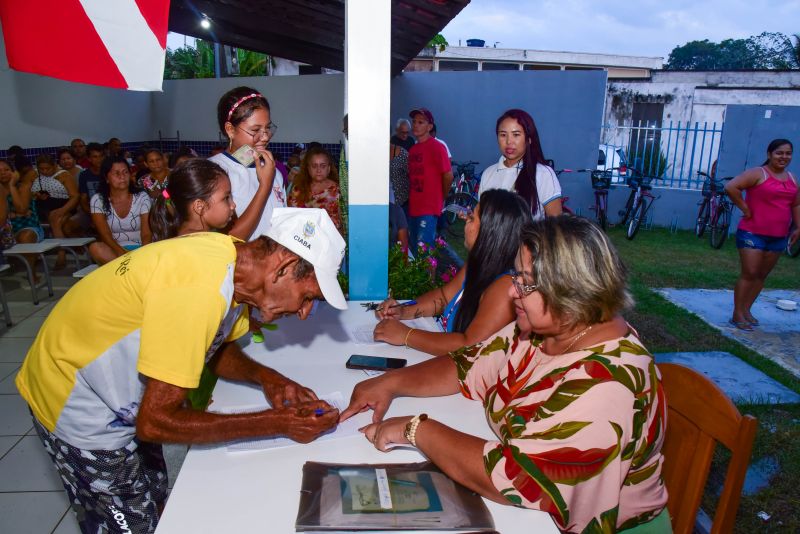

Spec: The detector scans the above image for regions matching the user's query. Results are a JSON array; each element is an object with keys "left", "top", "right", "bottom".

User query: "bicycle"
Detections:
[
  {"left": 695, "top": 171, "right": 734, "bottom": 249},
  {"left": 588, "top": 169, "right": 614, "bottom": 230},
  {"left": 442, "top": 160, "right": 480, "bottom": 237},
  {"left": 618, "top": 170, "right": 659, "bottom": 240}
]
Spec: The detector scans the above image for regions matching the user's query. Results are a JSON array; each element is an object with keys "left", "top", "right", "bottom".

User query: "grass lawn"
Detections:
[{"left": 444, "top": 221, "right": 799, "bottom": 532}]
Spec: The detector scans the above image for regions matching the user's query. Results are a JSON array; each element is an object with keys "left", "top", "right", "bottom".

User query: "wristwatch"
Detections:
[{"left": 404, "top": 413, "right": 428, "bottom": 447}]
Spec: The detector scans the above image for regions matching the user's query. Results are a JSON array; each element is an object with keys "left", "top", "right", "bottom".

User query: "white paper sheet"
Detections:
[
  {"left": 224, "top": 392, "right": 370, "bottom": 452},
  {"left": 347, "top": 318, "right": 443, "bottom": 345}
]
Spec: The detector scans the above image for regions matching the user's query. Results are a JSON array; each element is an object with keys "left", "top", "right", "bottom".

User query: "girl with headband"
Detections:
[{"left": 209, "top": 86, "right": 284, "bottom": 241}]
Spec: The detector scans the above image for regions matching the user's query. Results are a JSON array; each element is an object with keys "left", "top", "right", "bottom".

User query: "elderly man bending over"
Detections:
[{"left": 16, "top": 207, "right": 345, "bottom": 534}]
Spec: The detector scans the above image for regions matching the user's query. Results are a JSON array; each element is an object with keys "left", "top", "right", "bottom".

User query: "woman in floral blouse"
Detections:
[
  {"left": 342, "top": 215, "right": 671, "bottom": 534},
  {"left": 287, "top": 146, "right": 342, "bottom": 232}
]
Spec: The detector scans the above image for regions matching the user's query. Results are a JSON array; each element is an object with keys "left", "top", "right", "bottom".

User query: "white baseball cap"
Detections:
[{"left": 266, "top": 208, "right": 347, "bottom": 310}]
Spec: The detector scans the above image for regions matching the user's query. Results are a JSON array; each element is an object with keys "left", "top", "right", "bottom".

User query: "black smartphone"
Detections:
[{"left": 345, "top": 355, "right": 407, "bottom": 371}]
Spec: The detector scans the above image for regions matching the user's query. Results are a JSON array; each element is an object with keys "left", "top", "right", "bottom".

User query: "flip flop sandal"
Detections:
[
  {"left": 747, "top": 316, "right": 760, "bottom": 326},
  {"left": 729, "top": 319, "right": 754, "bottom": 332}
]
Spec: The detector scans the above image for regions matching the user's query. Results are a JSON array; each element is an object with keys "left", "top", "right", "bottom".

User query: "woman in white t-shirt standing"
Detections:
[
  {"left": 208, "top": 86, "right": 283, "bottom": 241},
  {"left": 478, "top": 109, "right": 562, "bottom": 220}
]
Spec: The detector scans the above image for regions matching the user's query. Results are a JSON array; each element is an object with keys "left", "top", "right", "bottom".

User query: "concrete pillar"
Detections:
[{"left": 345, "top": 0, "right": 390, "bottom": 299}]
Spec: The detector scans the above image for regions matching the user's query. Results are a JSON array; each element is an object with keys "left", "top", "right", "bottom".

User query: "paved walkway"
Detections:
[{"left": 658, "top": 288, "right": 800, "bottom": 378}]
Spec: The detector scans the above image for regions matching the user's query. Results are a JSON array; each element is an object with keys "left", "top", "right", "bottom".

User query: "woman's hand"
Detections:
[
  {"left": 373, "top": 318, "right": 410, "bottom": 346},
  {"left": 740, "top": 205, "right": 752, "bottom": 219},
  {"left": 375, "top": 298, "right": 401, "bottom": 320},
  {"left": 340, "top": 374, "right": 395, "bottom": 423},
  {"left": 253, "top": 147, "right": 276, "bottom": 188},
  {"left": 9, "top": 171, "right": 20, "bottom": 187},
  {"left": 360, "top": 416, "right": 413, "bottom": 452}
]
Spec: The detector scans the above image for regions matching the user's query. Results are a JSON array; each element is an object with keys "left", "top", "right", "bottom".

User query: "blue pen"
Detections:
[
  {"left": 314, "top": 408, "right": 326, "bottom": 416},
  {"left": 379, "top": 300, "right": 417, "bottom": 312}
]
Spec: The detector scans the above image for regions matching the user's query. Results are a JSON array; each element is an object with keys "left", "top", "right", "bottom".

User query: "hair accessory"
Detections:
[
  {"left": 162, "top": 189, "right": 170, "bottom": 200},
  {"left": 227, "top": 93, "right": 262, "bottom": 122}
]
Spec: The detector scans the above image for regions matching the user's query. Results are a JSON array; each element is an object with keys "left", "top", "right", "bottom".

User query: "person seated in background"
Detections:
[
  {"left": 6, "top": 147, "right": 37, "bottom": 186},
  {"left": 70, "top": 138, "right": 90, "bottom": 168},
  {"left": 107, "top": 137, "right": 123, "bottom": 157},
  {"left": 287, "top": 146, "right": 342, "bottom": 232},
  {"left": 31, "top": 154, "right": 81, "bottom": 269},
  {"left": 88, "top": 156, "right": 152, "bottom": 265},
  {"left": 78, "top": 143, "right": 104, "bottom": 216},
  {"left": 168, "top": 146, "right": 197, "bottom": 168},
  {"left": 1, "top": 159, "right": 46, "bottom": 275},
  {"left": 138, "top": 148, "right": 170, "bottom": 198},
  {"left": 374, "top": 189, "right": 531, "bottom": 356},
  {"left": 149, "top": 159, "right": 236, "bottom": 242},
  {"left": 344, "top": 215, "right": 670, "bottom": 534},
  {"left": 57, "top": 147, "right": 82, "bottom": 181}
]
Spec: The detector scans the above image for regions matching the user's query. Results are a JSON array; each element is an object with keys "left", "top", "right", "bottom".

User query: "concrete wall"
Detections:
[
  {"left": 151, "top": 74, "right": 345, "bottom": 144},
  {"left": 391, "top": 69, "right": 607, "bottom": 211},
  {"left": 0, "top": 21, "right": 153, "bottom": 148}
]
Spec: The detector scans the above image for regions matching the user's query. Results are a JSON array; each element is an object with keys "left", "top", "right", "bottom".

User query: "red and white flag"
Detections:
[{"left": 0, "top": 0, "right": 170, "bottom": 91}]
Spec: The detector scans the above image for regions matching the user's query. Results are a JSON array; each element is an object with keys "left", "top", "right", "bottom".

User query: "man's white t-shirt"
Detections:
[{"left": 478, "top": 156, "right": 561, "bottom": 220}]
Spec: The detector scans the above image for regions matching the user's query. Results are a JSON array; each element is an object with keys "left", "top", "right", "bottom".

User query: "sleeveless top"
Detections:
[
  {"left": 6, "top": 191, "right": 41, "bottom": 234},
  {"left": 437, "top": 270, "right": 512, "bottom": 333},
  {"left": 31, "top": 171, "right": 71, "bottom": 199},
  {"left": 738, "top": 168, "right": 798, "bottom": 237}
]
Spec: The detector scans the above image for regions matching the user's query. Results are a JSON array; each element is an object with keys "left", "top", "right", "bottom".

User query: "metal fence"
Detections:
[{"left": 601, "top": 120, "right": 723, "bottom": 190}]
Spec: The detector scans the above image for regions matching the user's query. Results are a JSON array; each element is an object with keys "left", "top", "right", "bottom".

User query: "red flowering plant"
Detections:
[{"left": 387, "top": 237, "right": 455, "bottom": 299}]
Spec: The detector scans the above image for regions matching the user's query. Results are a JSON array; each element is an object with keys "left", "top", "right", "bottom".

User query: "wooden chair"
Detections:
[{"left": 658, "top": 363, "right": 758, "bottom": 534}]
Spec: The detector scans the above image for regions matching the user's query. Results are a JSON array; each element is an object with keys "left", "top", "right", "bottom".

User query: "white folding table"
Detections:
[{"left": 156, "top": 302, "right": 558, "bottom": 534}]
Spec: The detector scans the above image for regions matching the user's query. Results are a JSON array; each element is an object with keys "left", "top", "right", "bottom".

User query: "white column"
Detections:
[{"left": 345, "top": 0, "right": 391, "bottom": 299}]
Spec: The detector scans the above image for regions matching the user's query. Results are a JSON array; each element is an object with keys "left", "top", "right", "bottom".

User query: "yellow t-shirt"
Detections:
[{"left": 15, "top": 232, "right": 249, "bottom": 450}]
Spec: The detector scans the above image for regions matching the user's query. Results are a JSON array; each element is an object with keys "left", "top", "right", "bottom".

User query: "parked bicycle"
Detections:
[
  {"left": 442, "top": 160, "right": 480, "bottom": 236},
  {"left": 618, "top": 170, "right": 659, "bottom": 240},
  {"left": 695, "top": 170, "right": 734, "bottom": 249},
  {"left": 588, "top": 169, "right": 615, "bottom": 230}
]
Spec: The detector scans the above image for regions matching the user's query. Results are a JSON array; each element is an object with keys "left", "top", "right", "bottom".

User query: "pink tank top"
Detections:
[{"left": 738, "top": 168, "right": 798, "bottom": 237}]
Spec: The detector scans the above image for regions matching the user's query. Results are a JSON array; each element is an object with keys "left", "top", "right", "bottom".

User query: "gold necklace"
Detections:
[{"left": 558, "top": 325, "right": 594, "bottom": 355}]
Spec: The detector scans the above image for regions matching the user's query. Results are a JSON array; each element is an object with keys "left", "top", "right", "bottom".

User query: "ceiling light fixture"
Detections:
[{"left": 200, "top": 16, "right": 211, "bottom": 29}]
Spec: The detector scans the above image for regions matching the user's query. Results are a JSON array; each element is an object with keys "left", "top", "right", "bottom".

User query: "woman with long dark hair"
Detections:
[
  {"left": 725, "top": 138, "right": 799, "bottom": 330},
  {"left": 373, "top": 189, "right": 531, "bottom": 356},
  {"left": 150, "top": 159, "right": 236, "bottom": 242},
  {"left": 478, "top": 109, "right": 562, "bottom": 219},
  {"left": 88, "top": 156, "right": 151, "bottom": 265}
]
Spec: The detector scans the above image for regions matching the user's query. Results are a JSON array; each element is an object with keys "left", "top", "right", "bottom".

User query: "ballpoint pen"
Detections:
[{"left": 377, "top": 300, "right": 417, "bottom": 312}]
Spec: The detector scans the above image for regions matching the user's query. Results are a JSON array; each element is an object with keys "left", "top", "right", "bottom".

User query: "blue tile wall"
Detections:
[{"left": 0, "top": 141, "right": 341, "bottom": 165}]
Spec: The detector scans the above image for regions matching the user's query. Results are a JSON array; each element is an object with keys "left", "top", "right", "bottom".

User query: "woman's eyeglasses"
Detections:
[{"left": 510, "top": 269, "right": 538, "bottom": 297}]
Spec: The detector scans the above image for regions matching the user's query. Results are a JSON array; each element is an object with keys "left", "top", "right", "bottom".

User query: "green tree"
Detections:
[
  {"left": 236, "top": 49, "right": 269, "bottom": 77},
  {"left": 665, "top": 32, "right": 797, "bottom": 70},
  {"left": 427, "top": 33, "right": 448, "bottom": 52},
  {"left": 164, "top": 39, "right": 215, "bottom": 79}
]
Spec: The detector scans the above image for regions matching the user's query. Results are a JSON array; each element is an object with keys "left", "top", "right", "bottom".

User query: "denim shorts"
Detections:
[
  {"left": 17, "top": 226, "right": 46, "bottom": 242},
  {"left": 736, "top": 229, "right": 788, "bottom": 252}
]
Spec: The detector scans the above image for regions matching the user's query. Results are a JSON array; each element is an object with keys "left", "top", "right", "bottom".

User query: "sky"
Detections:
[{"left": 439, "top": 0, "right": 800, "bottom": 59}]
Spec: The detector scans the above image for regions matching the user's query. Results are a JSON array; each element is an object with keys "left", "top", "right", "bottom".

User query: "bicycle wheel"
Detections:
[
  {"left": 709, "top": 203, "right": 731, "bottom": 249},
  {"left": 596, "top": 192, "right": 608, "bottom": 231},
  {"left": 618, "top": 192, "right": 635, "bottom": 226},
  {"left": 695, "top": 198, "right": 710, "bottom": 238},
  {"left": 626, "top": 198, "right": 647, "bottom": 240}
]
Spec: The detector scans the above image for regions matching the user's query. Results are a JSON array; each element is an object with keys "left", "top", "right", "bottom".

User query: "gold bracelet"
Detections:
[
  {"left": 404, "top": 328, "right": 416, "bottom": 347},
  {"left": 404, "top": 413, "right": 428, "bottom": 447}
]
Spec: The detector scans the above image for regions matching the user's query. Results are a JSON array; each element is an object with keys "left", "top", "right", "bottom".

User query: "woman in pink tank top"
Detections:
[{"left": 724, "top": 139, "right": 799, "bottom": 330}]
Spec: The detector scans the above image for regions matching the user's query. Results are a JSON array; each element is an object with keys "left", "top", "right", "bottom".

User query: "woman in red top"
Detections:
[
  {"left": 287, "top": 146, "right": 342, "bottom": 232},
  {"left": 725, "top": 139, "right": 799, "bottom": 330}
]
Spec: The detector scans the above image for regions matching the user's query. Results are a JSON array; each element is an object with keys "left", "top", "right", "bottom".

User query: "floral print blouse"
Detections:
[
  {"left": 288, "top": 183, "right": 342, "bottom": 232},
  {"left": 452, "top": 322, "right": 668, "bottom": 533}
]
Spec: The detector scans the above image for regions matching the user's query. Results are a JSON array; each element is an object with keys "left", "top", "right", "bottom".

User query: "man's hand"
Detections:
[
  {"left": 373, "top": 318, "right": 410, "bottom": 346},
  {"left": 274, "top": 400, "right": 339, "bottom": 443},
  {"left": 259, "top": 369, "right": 318, "bottom": 407},
  {"left": 339, "top": 375, "right": 395, "bottom": 423}
]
